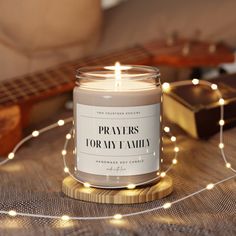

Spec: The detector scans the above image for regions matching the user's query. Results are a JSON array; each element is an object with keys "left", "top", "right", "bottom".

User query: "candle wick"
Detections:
[
  {"left": 115, "top": 62, "right": 121, "bottom": 81},
  {"left": 115, "top": 62, "right": 121, "bottom": 90}
]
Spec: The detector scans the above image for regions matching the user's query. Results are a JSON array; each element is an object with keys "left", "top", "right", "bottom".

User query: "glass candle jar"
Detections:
[{"left": 73, "top": 64, "right": 162, "bottom": 188}]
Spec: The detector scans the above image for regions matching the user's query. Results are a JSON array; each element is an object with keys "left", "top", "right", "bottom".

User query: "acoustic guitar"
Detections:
[{"left": 0, "top": 38, "right": 234, "bottom": 156}]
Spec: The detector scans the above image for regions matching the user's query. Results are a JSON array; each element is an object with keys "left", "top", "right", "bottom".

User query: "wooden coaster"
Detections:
[{"left": 62, "top": 176, "right": 173, "bottom": 204}]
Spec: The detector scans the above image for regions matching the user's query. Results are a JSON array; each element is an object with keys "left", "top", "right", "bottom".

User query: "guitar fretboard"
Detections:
[{"left": 0, "top": 45, "right": 150, "bottom": 107}]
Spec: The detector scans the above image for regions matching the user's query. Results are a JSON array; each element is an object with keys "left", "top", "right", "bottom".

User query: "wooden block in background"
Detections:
[{"left": 62, "top": 175, "right": 173, "bottom": 204}]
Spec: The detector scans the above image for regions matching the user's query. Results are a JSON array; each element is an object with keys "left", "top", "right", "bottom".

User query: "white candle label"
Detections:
[{"left": 76, "top": 103, "right": 160, "bottom": 176}]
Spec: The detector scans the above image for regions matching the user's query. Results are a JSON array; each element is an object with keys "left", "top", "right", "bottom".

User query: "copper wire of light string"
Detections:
[
  {"left": 62, "top": 127, "right": 178, "bottom": 189},
  {"left": 0, "top": 80, "right": 235, "bottom": 221}
]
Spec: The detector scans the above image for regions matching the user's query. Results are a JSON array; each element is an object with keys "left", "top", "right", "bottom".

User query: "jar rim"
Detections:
[{"left": 76, "top": 65, "right": 160, "bottom": 80}]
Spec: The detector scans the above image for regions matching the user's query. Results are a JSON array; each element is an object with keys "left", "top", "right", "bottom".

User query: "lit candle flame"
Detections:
[
  {"left": 104, "top": 62, "right": 132, "bottom": 90},
  {"left": 115, "top": 62, "right": 121, "bottom": 81},
  {"left": 114, "top": 62, "right": 121, "bottom": 89}
]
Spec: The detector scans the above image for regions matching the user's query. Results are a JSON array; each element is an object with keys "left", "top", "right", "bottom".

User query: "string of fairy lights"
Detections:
[
  {"left": 61, "top": 124, "right": 178, "bottom": 189},
  {"left": 0, "top": 79, "right": 235, "bottom": 222}
]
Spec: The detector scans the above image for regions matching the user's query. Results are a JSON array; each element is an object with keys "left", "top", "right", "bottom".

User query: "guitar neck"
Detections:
[
  {"left": 0, "top": 38, "right": 234, "bottom": 107},
  {"left": 0, "top": 45, "right": 151, "bottom": 107}
]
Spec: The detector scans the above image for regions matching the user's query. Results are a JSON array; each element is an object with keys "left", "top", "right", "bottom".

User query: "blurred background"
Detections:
[{"left": 1, "top": 0, "right": 236, "bottom": 81}]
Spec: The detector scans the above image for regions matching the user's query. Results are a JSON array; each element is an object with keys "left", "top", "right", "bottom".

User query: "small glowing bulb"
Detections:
[
  {"left": 163, "top": 202, "right": 172, "bottom": 209},
  {"left": 206, "top": 183, "right": 214, "bottom": 190},
  {"left": 219, "top": 98, "right": 225, "bottom": 105},
  {"left": 64, "top": 167, "right": 69, "bottom": 173},
  {"left": 32, "top": 130, "right": 39, "bottom": 137},
  {"left": 156, "top": 172, "right": 160, "bottom": 176},
  {"left": 218, "top": 143, "right": 224, "bottom": 149},
  {"left": 127, "top": 184, "right": 136, "bottom": 189},
  {"left": 113, "top": 214, "right": 122, "bottom": 220},
  {"left": 172, "top": 159, "right": 177, "bottom": 164},
  {"left": 226, "top": 163, "right": 231, "bottom": 168},
  {"left": 8, "top": 210, "right": 17, "bottom": 216},
  {"left": 211, "top": 84, "right": 218, "bottom": 90},
  {"left": 61, "top": 215, "right": 70, "bottom": 221},
  {"left": 219, "top": 120, "right": 225, "bottom": 126},
  {"left": 8, "top": 152, "right": 15, "bottom": 160},
  {"left": 84, "top": 182, "right": 91, "bottom": 188},
  {"left": 66, "top": 134, "right": 72, "bottom": 140},
  {"left": 160, "top": 172, "right": 166, "bottom": 178},
  {"left": 192, "top": 78, "right": 199, "bottom": 85},
  {"left": 174, "top": 147, "right": 179, "bottom": 152},
  {"left": 58, "top": 120, "right": 65, "bottom": 126},
  {"left": 162, "top": 82, "right": 170, "bottom": 92},
  {"left": 171, "top": 136, "right": 176, "bottom": 142},
  {"left": 61, "top": 150, "right": 67, "bottom": 155},
  {"left": 164, "top": 126, "right": 170, "bottom": 133}
]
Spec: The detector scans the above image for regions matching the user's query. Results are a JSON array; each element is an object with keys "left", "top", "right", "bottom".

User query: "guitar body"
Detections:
[
  {"left": 0, "top": 95, "right": 69, "bottom": 156},
  {"left": 0, "top": 105, "right": 22, "bottom": 156}
]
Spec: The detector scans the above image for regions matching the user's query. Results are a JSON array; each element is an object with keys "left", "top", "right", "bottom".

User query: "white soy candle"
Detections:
[{"left": 73, "top": 63, "right": 162, "bottom": 188}]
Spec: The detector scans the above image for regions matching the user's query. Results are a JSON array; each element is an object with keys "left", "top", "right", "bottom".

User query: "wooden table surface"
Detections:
[{"left": 0, "top": 108, "right": 235, "bottom": 236}]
